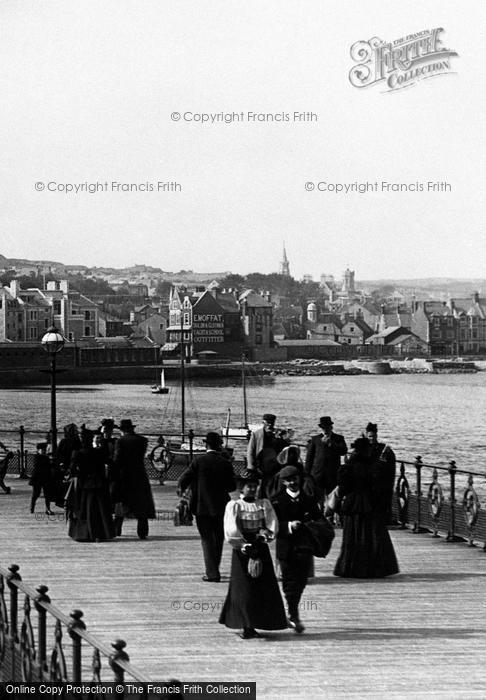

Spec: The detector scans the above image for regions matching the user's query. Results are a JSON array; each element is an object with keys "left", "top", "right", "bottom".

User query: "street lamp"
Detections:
[{"left": 41, "top": 325, "right": 65, "bottom": 455}]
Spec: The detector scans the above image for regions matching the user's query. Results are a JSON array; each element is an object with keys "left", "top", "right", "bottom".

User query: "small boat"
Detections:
[
  {"left": 151, "top": 367, "right": 169, "bottom": 394},
  {"left": 221, "top": 354, "right": 260, "bottom": 441}
]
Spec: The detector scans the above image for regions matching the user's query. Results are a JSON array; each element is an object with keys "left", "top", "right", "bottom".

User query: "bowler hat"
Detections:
[
  {"left": 319, "top": 416, "right": 333, "bottom": 427},
  {"left": 204, "top": 431, "right": 223, "bottom": 447},
  {"left": 119, "top": 419, "right": 136, "bottom": 432},
  {"left": 262, "top": 413, "right": 276, "bottom": 424},
  {"left": 279, "top": 465, "right": 300, "bottom": 480},
  {"left": 36, "top": 442, "right": 48, "bottom": 451},
  {"left": 101, "top": 418, "right": 116, "bottom": 429},
  {"left": 365, "top": 422, "right": 378, "bottom": 433}
]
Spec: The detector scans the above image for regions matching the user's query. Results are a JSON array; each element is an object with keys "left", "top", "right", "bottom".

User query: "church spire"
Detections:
[{"left": 279, "top": 243, "right": 290, "bottom": 277}]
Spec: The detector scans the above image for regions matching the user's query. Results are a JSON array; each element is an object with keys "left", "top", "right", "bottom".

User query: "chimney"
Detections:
[
  {"left": 60, "top": 280, "right": 69, "bottom": 294},
  {"left": 473, "top": 291, "right": 480, "bottom": 303},
  {"left": 9, "top": 279, "right": 20, "bottom": 298}
]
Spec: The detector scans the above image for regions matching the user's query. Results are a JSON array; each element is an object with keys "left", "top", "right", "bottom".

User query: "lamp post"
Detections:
[{"left": 41, "top": 325, "right": 65, "bottom": 455}]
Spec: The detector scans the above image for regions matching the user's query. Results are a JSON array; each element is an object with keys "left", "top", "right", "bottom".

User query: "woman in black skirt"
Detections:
[
  {"left": 333, "top": 437, "right": 399, "bottom": 578},
  {"left": 219, "top": 470, "right": 287, "bottom": 639}
]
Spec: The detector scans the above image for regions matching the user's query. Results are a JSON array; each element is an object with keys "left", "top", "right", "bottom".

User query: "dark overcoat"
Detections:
[
  {"left": 178, "top": 450, "right": 235, "bottom": 516},
  {"left": 113, "top": 433, "right": 155, "bottom": 518},
  {"left": 304, "top": 432, "right": 347, "bottom": 493}
]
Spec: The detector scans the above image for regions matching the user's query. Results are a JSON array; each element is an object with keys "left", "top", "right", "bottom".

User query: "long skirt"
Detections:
[
  {"left": 334, "top": 512, "right": 399, "bottom": 578},
  {"left": 68, "top": 487, "right": 115, "bottom": 542},
  {"left": 219, "top": 543, "right": 287, "bottom": 630}
]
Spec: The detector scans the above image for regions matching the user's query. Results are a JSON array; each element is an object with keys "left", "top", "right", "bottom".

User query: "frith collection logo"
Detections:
[{"left": 349, "top": 28, "right": 458, "bottom": 91}]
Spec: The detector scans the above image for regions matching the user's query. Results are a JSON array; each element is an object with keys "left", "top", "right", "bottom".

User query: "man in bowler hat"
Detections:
[
  {"left": 178, "top": 431, "right": 235, "bottom": 581},
  {"left": 113, "top": 419, "right": 155, "bottom": 539},
  {"left": 305, "top": 416, "right": 347, "bottom": 503},
  {"left": 272, "top": 465, "right": 322, "bottom": 633}
]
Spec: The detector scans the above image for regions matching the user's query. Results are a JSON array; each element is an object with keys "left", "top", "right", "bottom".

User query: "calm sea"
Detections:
[{"left": 1, "top": 373, "right": 486, "bottom": 476}]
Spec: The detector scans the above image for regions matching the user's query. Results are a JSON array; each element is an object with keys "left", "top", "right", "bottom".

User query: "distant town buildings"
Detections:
[{"left": 2, "top": 250, "right": 486, "bottom": 358}]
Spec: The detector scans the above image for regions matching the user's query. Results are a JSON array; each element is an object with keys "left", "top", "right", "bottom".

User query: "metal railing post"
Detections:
[
  {"left": 188, "top": 429, "right": 194, "bottom": 460},
  {"left": 6, "top": 564, "right": 21, "bottom": 680},
  {"left": 34, "top": 585, "right": 50, "bottom": 679},
  {"left": 413, "top": 456, "right": 427, "bottom": 533},
  {"left": 19, "top": 426, "right": 26, "bottom": 478},
  {"left": 68, "top": 609, "right": 86, "bottom": 682},
  {"left": 446, "top": 460, "right": 464, "bottom": 542}
]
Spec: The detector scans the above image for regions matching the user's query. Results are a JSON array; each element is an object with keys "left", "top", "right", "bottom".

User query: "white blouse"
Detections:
[{"left": 223, "top": 497, "right": 279, "bottom": 549}]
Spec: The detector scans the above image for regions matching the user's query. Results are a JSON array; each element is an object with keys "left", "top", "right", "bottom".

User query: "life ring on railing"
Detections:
[
  {"left": 427, "top": 482, "right": 444, "bottom": 518},
  {"left": 396, "top": 475, "right": 410, "bottom": 510},
  {"left": 463, "top": 488, "right": 481, "bottom": 529}
]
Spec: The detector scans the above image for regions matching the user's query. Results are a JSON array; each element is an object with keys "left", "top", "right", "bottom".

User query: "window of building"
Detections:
[
  {"left": 255, "top": 334, "right": 262, "bottom": 345},
  {"left": 84, "top": 310, "right": 91, "bottom": 320},
  {"left": 85, "top": 326, "right": 91, "bottom": 336},
  {"left": 44, "top": 319, "right": 49, "bottom": 328},
  {"left": 350, "top": 326, "right": 355, "bottom": 332},
  {"left": 29, "top": 327, "right": 38, "bottom": 339},
  {"left": 68, "top": 332, "right": 74, "bottom": 341},
  {"left": 53, "top": 300, "right": 61, "bottom": 314},
  {"left": 159, "top": 323, "right": 164, "bottom": 330},
  {"left": 29, "top": 310, "right": 38, "bottom": 321},
  {"left": 183, "top": 313, "right": 190, "bottom": 325}
]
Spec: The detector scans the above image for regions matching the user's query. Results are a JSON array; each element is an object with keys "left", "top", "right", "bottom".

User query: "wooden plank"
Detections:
[{"left": 1, "top": 476, "right": 486, "bottom": 698}]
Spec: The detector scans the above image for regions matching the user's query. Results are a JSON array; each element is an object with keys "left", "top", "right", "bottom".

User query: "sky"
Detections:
[{"left": 1, "top": 1, "right": 484, "bottom": 280}]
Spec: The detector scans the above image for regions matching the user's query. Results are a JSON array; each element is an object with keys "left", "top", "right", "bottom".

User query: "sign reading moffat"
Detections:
[
  {"left": 192, "top": 313, "right": 224, "bottom": 344},
  {"left": 349, "top": 28, "right": 458, "bottom": 91}
]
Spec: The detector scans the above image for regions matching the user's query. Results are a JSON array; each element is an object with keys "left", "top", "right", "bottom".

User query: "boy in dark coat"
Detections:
[
  {"left": 272, "top": 465, "right": 323, "bottom": 633},
  {"left": 29, "top": 442, "right": 53, "bottom": 513}
]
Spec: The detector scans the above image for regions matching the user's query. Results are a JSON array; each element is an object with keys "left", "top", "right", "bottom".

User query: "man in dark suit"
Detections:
[
  {"left": 113, "top": 418, "right": 155, "bottom": 539},
  {"left": 304, "top": 416, "right": 347, "bottom": 502},
  {"left": 178, "top": 431, "right": 235, "bottom": 582},
  {"left": 247, "top": 413, "right": 288, "bottom": 497},
  {"left": 272, "top": 465, "right": 322, "bottom": 633}
]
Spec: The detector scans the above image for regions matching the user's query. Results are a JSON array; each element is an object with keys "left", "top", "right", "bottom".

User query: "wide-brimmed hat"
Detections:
[
  {"left": 119, "top": 419, "right": 136, "bottom": 432},
  {"left": 318, "top": 416, "right": 333, "bottom": 428},
  {"left": 237, "top": 469, "right": 261, "bottom": 485},
  {"left": 277, "top": 444, "right": 301, "bottom": 465}
]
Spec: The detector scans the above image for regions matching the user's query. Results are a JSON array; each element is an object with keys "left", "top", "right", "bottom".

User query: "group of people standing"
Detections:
[
  {"left": 29, "top": 418, "right": 155, "bottom": 542},
  {"left": 177, "top": 412, "right": 399, "bottom": 640}
]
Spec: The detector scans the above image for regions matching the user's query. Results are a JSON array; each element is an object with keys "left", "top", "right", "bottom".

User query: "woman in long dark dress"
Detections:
[
  {"left": 333, "top": 437, "right": 399, "bottom": 578},
  {"left": 66, "top": 431, "right": 114, "bottom": 542},
  {"left": 219, "top": 471, "right": 287, "bottom": 639}
]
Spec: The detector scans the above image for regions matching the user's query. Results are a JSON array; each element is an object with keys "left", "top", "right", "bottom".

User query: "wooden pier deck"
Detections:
[{"left": 1, "top": 475, "right": 486, "bottom": 699}]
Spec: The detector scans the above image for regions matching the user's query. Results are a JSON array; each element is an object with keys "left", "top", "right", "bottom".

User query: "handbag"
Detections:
[
  {"left": 325, "top": 486, "right": 342, "bottom": 515},
  {"left": 300, "top": 519, "right": 335, "bottom": 558},
  {"left": 173, "top": 489, "right": 193, "bottom": 526}
]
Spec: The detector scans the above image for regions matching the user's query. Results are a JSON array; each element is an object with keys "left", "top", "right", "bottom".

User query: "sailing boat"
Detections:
[
  {"left": 164, "top": 317, "right": 205, "bottom": 454},
  {"left": 222, "top": 354, "right": 260, "bottom": 441},
  {"left": 151, "top": 349, "right": 169, "bottom": 394}
]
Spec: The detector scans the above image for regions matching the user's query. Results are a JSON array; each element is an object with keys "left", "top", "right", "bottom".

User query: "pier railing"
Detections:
[
  {"left": 2, "top": 426, "right": 486, "bottom": 548},
  {"left": 0, "top": 564, "right": 178, "bottom": 696}
]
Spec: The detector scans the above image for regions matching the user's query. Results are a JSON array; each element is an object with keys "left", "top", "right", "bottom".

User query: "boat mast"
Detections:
[
  {"left": 180, "top": 312, "right": 185, "bottom": 439},
  {"left": 242, "top": 351, "right": 248, "bottom": 428}
]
